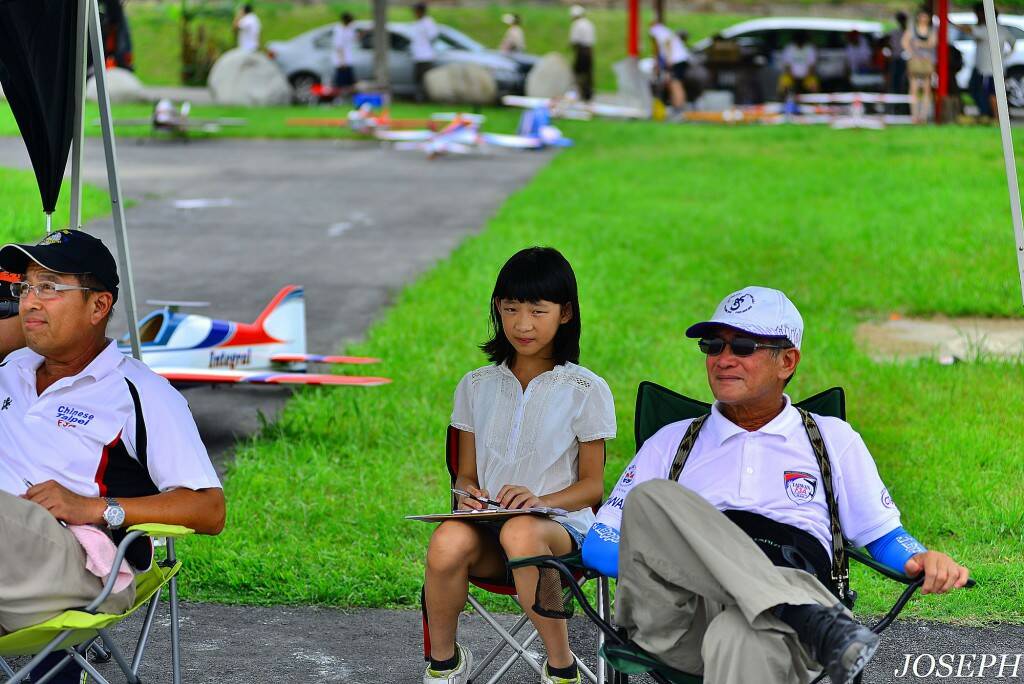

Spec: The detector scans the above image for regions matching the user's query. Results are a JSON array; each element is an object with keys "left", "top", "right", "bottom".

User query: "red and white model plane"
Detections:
[{"left": 119, "top": 285, "right": 389, "bottom": 388}]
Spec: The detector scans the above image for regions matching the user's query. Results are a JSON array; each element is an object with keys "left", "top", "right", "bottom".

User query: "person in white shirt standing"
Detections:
[
  {"left": 777, "top": 30, "right": 819, "bottom": 99},
  {"left": 953, "top": 2, "right": 1014, "bottom": 119},
  {"left": 569, "top": 5, "right": 596, "bottom": 101},
  {"left": 233, "top": 3, "right": 261, "bottom": 53},
  {"left": 649, "top": 19, "right": 690, "bottom": 114},
  {"left": 410, "top": 3, "right": 439, "bottom": 102},
  {"left": 581, "top": 287, "right": 969, "bottom": 684},
  {"left": 331, "top": 11, "right": 358, "bottom": 96},
  {"left": 499, "top": 13, "right": 526, "bottom": 54}
]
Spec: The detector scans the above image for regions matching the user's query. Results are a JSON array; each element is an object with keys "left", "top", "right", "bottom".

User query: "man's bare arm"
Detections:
[{"left": 25, "top": 481, "right": 226, "bottom": 535}]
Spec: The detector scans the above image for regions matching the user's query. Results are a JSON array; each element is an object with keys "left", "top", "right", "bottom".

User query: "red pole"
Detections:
[
  {"left": 628, "top": 0, "right": 639, "bottom": 57},
  {"left": 936, "top": 0, "right": 950, "bottom": 121}
]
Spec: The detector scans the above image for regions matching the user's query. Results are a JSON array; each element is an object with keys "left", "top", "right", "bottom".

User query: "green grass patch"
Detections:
[
  {"left": 126, "top": 1, "right": 750, "bottom": 92},
  {"left": 0, "top": 168, "right": 108, "bottom": 243},
  {"left": 0, "top": 101, "right": 527, "bottom": 140},
  {"left": 178, "top": 121, "right": 1024, "bottom": 624}
]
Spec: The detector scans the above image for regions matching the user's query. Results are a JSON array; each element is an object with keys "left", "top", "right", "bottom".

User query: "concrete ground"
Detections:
[
  {"left": 0, "top": 136, "right": 1020, "bottom": 683},
  {"left": 75, "top": 603, "right": 1024, "bottom": 684}
]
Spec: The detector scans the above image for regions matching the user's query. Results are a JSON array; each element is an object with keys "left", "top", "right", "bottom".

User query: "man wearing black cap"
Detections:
[{"left": 0, "top": 230, "right": 225, "bottom": 679}]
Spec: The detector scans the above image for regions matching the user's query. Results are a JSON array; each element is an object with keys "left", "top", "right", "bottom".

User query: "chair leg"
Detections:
[
  {"left": 168, "top": 539, "right": 182, "bottom": 684},
  {"left": 4, "top": 629, "right": 75, "bottom": 684},
  {"left": 470, "top": 610, "right": 532, "bottom": 679},
  {"left": 597, "top": 576, "right": 612, "bottom": 684},
  {"left": 131, "top": 590, "right": 162, "bottom": 675},
  {"left": 484, "top": 628, "right": 542, "bottom": 684},
  {"left": 0, "top": 656, "right": 16, "bottom": 678},
  {"left": 97, "top": 628, "right": 141, "bottom": 684},
  {"left": 468, "top": 595, "right": 545, "bottom": 681},
  {"left": 69, "top": 648, "right": 116, "bottom": 684}
]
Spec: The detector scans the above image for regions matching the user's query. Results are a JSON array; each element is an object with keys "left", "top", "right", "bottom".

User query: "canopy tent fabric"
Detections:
[{"left": 0, "top": 0, "right": 82, "bottom": 216}]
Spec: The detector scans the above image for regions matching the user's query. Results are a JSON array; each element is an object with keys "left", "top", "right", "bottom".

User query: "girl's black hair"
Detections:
[{"left": 481, "top": 247, "right": 581, "bottom": 366}]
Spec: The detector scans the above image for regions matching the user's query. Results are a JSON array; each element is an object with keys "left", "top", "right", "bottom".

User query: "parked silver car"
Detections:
[{"left": 267, "top": 21, "right": 536, "bottom": 102}]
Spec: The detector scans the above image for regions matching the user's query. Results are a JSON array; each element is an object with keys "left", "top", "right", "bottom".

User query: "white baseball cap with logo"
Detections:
[{"left": 685, "top": 286, "right": 804, "bottom": 349}]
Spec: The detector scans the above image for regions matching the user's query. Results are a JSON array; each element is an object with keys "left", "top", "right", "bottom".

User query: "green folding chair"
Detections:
[
  {"left": 0, "top": 523, "right": 193, "bottom": 684},
  {"left": 510, "top": 381, "right": 975, "bottom": 684}
]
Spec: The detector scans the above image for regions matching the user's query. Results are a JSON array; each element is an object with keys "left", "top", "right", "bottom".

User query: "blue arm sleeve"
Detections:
[
  {"left": 581, "top": 523, "right": 620, "bottom": 578},
  {"left": 865, "top": 526, "right": 927, "bottom": 574}
]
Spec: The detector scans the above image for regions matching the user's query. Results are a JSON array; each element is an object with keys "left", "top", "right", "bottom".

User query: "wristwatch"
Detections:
[{"left": 102, "top": 497, "right": 126, "bottom": 530}]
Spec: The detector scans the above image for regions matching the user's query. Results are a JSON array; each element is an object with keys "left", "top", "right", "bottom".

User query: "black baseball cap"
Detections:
[{"left": 0, "top": 230, "right": 120, "bottom": 302}]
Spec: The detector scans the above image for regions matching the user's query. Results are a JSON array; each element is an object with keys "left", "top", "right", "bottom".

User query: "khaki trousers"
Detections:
[
  {"left": 617, "top": 480, "right": 846, "bottom": 684},
  {"left": 0, "top": 491, "right": 135, "bottom": 635}
]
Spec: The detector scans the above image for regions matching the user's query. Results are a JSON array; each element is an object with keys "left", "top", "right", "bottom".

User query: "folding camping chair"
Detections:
[
  {"left": 509, "top": 381, "right": 976, "bottom": 684},
  {"left": 0, "top": 523, "right": 194, "bottom": 684},
  {"left": 420, "top": 425, "right": 613, "bottom": 684}
]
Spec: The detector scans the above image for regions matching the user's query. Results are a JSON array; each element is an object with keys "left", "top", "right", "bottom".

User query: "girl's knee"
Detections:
[
  {"left": 426, "top": 522, "right": 481, "bottom": 571},
  {"left": 499, "top": 516, "right": 553, "bottom": 555}
]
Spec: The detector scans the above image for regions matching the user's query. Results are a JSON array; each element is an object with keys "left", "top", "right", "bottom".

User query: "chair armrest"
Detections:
[
  {"left": 508, "top": 549, "right": 589, "bottom": 575},
  {"left": 127, "top": 523, "right": 195, "bottom": 539},
  {"left": 847, "top": 546, "right": 977, "bottom": 589}
]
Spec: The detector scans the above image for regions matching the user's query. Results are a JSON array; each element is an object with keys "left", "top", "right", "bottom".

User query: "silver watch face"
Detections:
[{"left": 104, "top": 503, "right": 126, "bottom": 528}]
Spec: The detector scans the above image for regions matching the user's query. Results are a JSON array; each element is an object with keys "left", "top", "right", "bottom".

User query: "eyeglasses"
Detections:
[
  {"left": 11, "top": 281, "right": 99, "bottom": 301},
  {"left": 698, "top": 337, "right": 790, "bottom": 357}
]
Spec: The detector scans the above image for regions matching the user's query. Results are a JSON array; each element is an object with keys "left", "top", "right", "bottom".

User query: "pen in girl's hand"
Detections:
[{"left": 454, "top": 485, "right": 501, "bottom": 507}]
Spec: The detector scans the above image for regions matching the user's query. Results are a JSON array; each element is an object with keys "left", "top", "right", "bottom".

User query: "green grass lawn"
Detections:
[
  {"left": 159, "top": 121, "right": 1024, "bottom": 624},
  {"left": 127, "top": 1, "right": 750, "bottom": 92},
  {"left": 0, "top": 169, "right": 108, "bottom": 243}
]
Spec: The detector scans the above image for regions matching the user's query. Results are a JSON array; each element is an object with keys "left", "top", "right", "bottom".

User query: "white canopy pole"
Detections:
[
  {"left": 982, "top": 0, "right": 1024, "bottom": 305},
  {"left": 68, "top": 0, "right": 89, "bottom": 231},
  {"left": 86, "top": 0, "right": 142, "bottom": 359}
]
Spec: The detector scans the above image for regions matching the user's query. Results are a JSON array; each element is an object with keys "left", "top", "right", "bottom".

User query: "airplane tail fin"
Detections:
[{"left": 254, "top": 285, "right": 306, "bottom": 353}]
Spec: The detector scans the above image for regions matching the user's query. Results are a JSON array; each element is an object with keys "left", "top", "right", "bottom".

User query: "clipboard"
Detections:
[{"left": 406, "top": 507, "right": 568, "bottom": 523}]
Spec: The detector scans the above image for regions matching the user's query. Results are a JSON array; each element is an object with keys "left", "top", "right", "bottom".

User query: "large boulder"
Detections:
[
  {"left": 208, "top": 48, "right": 290, "bottom": 106},
  {"left": 525, "top": 53, "right": 574, "bottom": 99},
  {"left": 85, "top": 67, "right": 150, "bottom": 104},
  {"left": 424, "top": 63, "right": 497, "bottom": 105}
]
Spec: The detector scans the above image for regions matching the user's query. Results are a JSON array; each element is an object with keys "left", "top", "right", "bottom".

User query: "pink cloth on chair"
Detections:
[{"left": 69, "top": 524, "right": 135, "bottom": 594}]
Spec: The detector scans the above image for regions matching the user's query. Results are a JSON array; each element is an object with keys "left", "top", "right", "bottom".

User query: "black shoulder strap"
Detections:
[
  {"left": 795, "top": 407, "right": 850, "bottom": 604},
  {"left": 124, "top": 378, "right": 148, "bottom": 469},
  {"left": 667, "top": 408, "right": 853, "bottom": 605},
  {"left": 667, "top": 414, "right": 709, "bottom": 482}
]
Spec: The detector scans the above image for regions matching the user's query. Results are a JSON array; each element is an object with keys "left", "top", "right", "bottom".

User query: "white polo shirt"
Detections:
[
  {"left": 595, "top": 396, "right": 901, "bottom": 556},
  {"left": 649, "top": 23, "right": 689, "bottom": 66},
  {"left": 0, "top": 340, "right": 221, "bottom": 500},
  {"left": 451, "top": 361, "right": 616, "bottom": 535},
  {"left": 237, "top": 13, "right": 261, "bottom": 52},
  {"left": 410, "top": 16, "right": 439, "bottom": 62},
  {"left": 332, "top": 23, "right": 357, "bottom": 68},
  {"left": 570, "top": 17, "right": 596, "bottom": 48}
]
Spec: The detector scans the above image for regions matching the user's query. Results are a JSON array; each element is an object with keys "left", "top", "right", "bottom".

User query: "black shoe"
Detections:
[{"left": 798, "top": 604, "right": 879, "bottom": 684}]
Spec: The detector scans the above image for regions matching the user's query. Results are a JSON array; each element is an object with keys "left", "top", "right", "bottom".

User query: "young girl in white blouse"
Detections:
[{"left": 422, "top": 247, "right": 616, "bottom": 684}]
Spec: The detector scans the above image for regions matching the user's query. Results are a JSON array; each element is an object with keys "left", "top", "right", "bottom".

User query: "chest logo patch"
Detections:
[
  {"left": 56, "top": 405, "right": 95, "bottom": 428},
  {"left": 784, "top": 471, "right": 817, "bottom": 505}
]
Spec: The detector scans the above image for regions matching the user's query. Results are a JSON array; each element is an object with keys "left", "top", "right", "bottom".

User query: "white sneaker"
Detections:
[
  {"left": 540, "top": 654, "right": 582, "bottom": 684},
  {"left": 423, "top": 643, "right": 473, "bottom": 684}
]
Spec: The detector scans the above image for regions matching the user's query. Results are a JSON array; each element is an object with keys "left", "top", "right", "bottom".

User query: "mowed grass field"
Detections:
[
  {"left": 104, "top": 120, "right": 1019, "bottom": 623},
  {"left": 0, "top": 169, "right": 109, "bottom": 243},
  {"left": 126, "top": 1, "right": 749, "bottom": 92}
]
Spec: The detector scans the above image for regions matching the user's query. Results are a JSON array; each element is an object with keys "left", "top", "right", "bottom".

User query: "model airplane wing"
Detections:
[
  {"left": 480, "top": 133, "right": 544, "bottom": 149},
  {"left": 154, "top": 367, "right": 391, "bottom": 387},
  {"left": 375, "top": 129, "right": 434, "bottom": 142},
  {"left": 269, "top": 353, "right": 382, "bottom": 365}
]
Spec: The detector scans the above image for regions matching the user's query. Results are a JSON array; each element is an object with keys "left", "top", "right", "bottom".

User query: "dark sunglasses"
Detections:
[{"left": 698, "top": 337, "right": 790, "bottom": 357}]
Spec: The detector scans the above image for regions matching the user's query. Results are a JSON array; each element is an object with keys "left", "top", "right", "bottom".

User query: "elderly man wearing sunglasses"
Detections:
[{"left": 581, "top": 286, "right": 968, "bottom": 684}]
